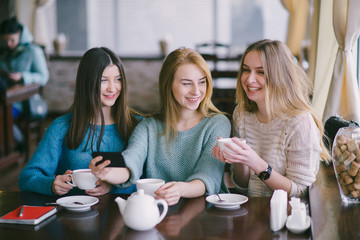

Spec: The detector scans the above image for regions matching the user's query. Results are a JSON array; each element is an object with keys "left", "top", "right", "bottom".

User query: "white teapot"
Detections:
[{"left": 115, "top": 189, "right": 168, "bottom": 231}]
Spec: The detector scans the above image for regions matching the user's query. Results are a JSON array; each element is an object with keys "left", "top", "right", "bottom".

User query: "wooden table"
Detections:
[
  {"left": 0, "top": 83, "right": 40, "bottom": 169},
  {"left": 0, "top": 191, "right": 311, "bottom": 240},
  {"left": 309, "top": 162, "right": 360, "bottom": 240}
]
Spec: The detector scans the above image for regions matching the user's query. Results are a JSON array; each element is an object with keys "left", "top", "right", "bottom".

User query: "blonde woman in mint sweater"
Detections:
[{"left": 90, "top": 47, "right": 231, "bottom": 206}]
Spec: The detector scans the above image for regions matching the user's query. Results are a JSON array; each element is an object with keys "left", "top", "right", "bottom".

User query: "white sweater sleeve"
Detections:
[{"left": 285, "top": 114, "right": 321, "bottom": 196}]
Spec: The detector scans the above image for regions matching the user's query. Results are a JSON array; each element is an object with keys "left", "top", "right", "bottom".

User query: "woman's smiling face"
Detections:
[
  {"left": 100, "top": 64, "right": 122, "bottom": 109},
  {"left": 241, "top": 50, "right": 266, "bottom": 107},
  {"left": 171, "top": 63, "right": 207, "bottom": 113}
]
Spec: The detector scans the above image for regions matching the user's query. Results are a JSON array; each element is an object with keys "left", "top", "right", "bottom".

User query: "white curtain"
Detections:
[
  {"left": 323, "top": 0, "right": 360, "bottom": 122},
  {"left": 15, "top": 0, "right": 52, "bottom": 46},
  {"left": 33, "top": 0, "right": 52, "bottom": 46},
  {"left": 311, "top": 0, "right": 337, "bottom": 120},
  {"left": 280, "top": 0, "right": 310, "bottom": 58},
  {"left": 15, "top": 0, "right": 36, "bottom": 33}
]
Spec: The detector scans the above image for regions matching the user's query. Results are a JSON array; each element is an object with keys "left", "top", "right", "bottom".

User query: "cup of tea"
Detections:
[
  {"left": 66, "top": 169, "right": 98, "bottom": 190},
  {"left": 217, "top": 138, "right": 246, "bottom": 155},
  {"left": 136, "top": 178, "right": 165, "bottom": 197}
]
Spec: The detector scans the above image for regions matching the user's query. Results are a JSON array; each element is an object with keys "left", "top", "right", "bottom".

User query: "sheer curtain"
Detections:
[
  {"left": 32, "top": 0, "right": 52, "bottom": 46},
  {"left": 15, "top": 0, "right": 52, "bottom": 46},
  {"left": 323, "top": 0, "right": 360, "bottom": 122},
  {"left": 280, "top": 0, "right": 309, "bottom": 58},
  {"left": 307, "top": 0, "right": 320, "bottom": 83},
  {"left": 311, "top": 0, "right": 337, "bottom": 120}
]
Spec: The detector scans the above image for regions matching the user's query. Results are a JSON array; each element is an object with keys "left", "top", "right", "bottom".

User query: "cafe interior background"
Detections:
[{"left": 1, "top": 0, "right": 360, "bottom": 190}]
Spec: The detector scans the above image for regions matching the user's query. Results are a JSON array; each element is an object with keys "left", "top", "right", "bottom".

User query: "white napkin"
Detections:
[{"left": 270, "top": 189, "right": 288, "bottom": 231}]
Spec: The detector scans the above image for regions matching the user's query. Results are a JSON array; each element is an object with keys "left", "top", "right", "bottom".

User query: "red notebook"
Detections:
[{"left": 0, "top": 205, "right": 57, "bottom": 225}]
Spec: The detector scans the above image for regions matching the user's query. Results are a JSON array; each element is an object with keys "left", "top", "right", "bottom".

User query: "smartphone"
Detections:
[{"left": 92, "top": 152, "right": 126, "bottom": 168}]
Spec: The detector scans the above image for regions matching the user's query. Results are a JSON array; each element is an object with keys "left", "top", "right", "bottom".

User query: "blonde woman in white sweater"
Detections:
[{"left": 212, "top": 39, "right": 330, "bottom": 197}]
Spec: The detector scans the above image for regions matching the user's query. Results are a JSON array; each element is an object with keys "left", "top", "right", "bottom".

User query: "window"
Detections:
[{"left": 44, "top": 0, "right": 288, "bottom": 56}]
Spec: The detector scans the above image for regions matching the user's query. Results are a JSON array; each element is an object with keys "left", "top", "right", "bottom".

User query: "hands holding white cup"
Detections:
[
  {"left": 136, "top": 178, "right": 165, "bottom": 197},
  {"left": 213, "top": 137, "right": 265, "bottom": 174},
  {"left": 213, "top": 137, "right": 246, "bottom": 162},
  {"left": 136, "top": 178, "right": 187, "bottom": 206},
  {"left": 66, "top": 169, "right": 99, "bottom": 190},
  {"left": 217, "top": 138, "right": 246, "bottom": 156},
  {"left": 65, "top": 169, "right": 112, "bottom": 196},
  {"left": 52, "top": 169, "right": 113, "bottom": 196}
]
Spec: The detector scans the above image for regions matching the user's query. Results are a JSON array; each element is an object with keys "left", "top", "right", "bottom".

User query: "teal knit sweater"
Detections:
[
  {"left": 119, "top": 113, "right": 231, "bottom": 195},
  {"left": 19, "top": 113, "right": 136, "bottom": 195}
]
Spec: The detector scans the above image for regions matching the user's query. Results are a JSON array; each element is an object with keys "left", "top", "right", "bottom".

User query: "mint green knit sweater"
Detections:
[{"left": 119, "top": 113, "right": 231, "bottom": 195}]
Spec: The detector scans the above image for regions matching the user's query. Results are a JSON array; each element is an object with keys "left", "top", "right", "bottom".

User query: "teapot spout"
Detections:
[{"left": 115, "top": 196, "right": 127, "bottom": 214}]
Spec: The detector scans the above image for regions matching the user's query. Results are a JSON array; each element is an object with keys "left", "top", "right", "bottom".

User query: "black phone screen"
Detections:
[{"left": 92, "top": 152, "right": 126, "bottom": 167}]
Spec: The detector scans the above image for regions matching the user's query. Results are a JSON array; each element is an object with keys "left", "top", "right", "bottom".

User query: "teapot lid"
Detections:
[{"left": 129, "top": 189, "right": 155, "bottom": 202}]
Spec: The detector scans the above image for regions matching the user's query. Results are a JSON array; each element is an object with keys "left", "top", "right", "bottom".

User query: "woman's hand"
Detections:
[
  {"left": 155, "top": 182, "right": 185, "bottom": 206},
  {"left": 89, "top": 156, "right": 111, "bottom": 180},
  {"left": 86, "top": 180, "right": 112, "bottom": 196},
  {"left": 52, "top": 170, "right": 73, "bottom": 195},
  {"left": 212, "top": 143, "right": 226, "bottom": 163},
  {"left": 89, "top": 156, "right": 130, "bottom": 185},
  {"left": 155, "top": 180, "right": 206, "bottom": 206},
  {"left": 223, "top": 137, "right": 267, "bottom": 174},
  {"left": 212, "top": 137, "right": 226, "bottom": 162}
]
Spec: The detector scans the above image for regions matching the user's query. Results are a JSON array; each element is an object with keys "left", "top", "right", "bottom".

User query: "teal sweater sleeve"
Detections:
[
  {"left": 19, "top": 114, "right": 134, "bottom": 195},
  {"left": 19, "top": 115, "right": 69, "bottom": 195},
  {"left": 119, "top": 114, "right": 231, "bottom": 195}
]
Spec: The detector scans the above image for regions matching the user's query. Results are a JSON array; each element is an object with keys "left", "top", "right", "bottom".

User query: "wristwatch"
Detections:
[{"left": 258, "top": 165, "right": 272, "bottom": 181}]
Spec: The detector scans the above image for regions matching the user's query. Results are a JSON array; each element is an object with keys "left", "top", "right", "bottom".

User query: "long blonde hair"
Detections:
[
  {"left": 236, "top": 39, "right": 330, "bottom": 161},
  {"left": 153, "top": 47, "right": 221, "bottom": 141}
]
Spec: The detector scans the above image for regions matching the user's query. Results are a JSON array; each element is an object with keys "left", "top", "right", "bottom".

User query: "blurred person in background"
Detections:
[{"left": 0, "top": 16, "right": 49, "bottom": 149}]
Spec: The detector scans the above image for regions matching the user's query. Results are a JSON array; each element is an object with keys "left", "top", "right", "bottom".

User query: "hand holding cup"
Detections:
[
  {"left": 66, "top": 169, "right": 99, "bottom": 190},
  {"left": 136, "top": 178, "right": 165, "bottom": 197},
  {"left": 52, "top": 170, "right": 73, "bottom": 195},
  {"left": 217, "top": 137, "right": 246, "bottom": 157}
]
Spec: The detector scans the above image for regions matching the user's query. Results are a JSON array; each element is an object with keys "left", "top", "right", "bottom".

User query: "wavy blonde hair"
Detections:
[
  {"left": 153, "top": 47, "right": 222, "bottom": 141},
  {"left": 236, "top": 39, "right": 330, "bottom": 162}
]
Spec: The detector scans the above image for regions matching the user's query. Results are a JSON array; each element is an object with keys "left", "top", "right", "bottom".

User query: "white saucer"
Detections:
[
  {"left": 56, "top": 195, "right": 99, "bottom": 212},
  {"left": 286, "top": 215, "right": 311, "bottom": 234},
  {"left": 206, "top": 193, "right": 248, "bottom": 210}
]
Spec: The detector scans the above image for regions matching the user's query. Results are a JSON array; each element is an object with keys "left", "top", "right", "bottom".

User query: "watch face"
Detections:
[
  {"left": 258, "top": 165, "right": 272, "bottom": 180},
  {"left": 259, "top": 171, "right": 270, "bottom": 181}
]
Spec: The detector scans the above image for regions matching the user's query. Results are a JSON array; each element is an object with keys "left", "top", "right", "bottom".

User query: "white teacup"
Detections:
[
  {"left": 217, "top": 138, "right": 246, "bottom": 155},
  {"left": 66, "top": 169, "right": 98, "bottom": 190},
  {"left": 136, "top": 178, "right": 165, "bottom": 197}
]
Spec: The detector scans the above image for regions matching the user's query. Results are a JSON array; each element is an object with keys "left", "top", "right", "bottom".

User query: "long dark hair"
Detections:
[{"left": 65, "top": 47, "right": 140, "bottom": 151}]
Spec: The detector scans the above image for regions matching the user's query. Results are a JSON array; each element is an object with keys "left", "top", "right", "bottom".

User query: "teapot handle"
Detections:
[{"left": 155, "top": 199, "right": 168, "bottom": 224}]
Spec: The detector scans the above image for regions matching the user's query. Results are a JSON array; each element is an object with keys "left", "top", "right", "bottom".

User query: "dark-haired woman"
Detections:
[{"left": 19, "top": 47, "right": 141, "bottom": 196}]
